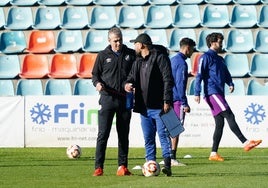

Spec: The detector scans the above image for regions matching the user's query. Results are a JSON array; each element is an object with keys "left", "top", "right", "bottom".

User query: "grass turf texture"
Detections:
[{"left": 0, "top": 148, "right": 267, "bottom": 188}]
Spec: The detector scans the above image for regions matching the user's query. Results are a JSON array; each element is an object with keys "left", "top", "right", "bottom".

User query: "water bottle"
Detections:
[{"left": 126, "top": 91, "right": 134, "bottom": 110}]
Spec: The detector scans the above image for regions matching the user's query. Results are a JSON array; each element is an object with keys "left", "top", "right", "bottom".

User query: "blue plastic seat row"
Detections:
[{"left": 0, "top": 79, "right": 98, "bottom": 96}]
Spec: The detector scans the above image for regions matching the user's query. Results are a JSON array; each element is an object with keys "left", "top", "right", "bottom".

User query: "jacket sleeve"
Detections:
[{"left": 91, "top": 53, "right": 103, "bottom": 87}]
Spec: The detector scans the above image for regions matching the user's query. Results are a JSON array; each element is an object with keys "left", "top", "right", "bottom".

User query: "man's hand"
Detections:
[
  {"left": 163, "top": 103, "right": 171, "bottom": 113},
  {"left": 229, "top": 86, "right": 234, "bottom": 93},
  {"left": 96, "top": 82, "right": 104, "bottom": 92},
  {"left": 124, "top": 83, "right": 133, "bottom": 92},
  {"left": 194, "top": 96, "right": 200, "bottom": 104}
]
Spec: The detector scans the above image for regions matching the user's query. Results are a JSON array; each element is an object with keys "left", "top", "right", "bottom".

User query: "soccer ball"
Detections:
[
  {"left": 66, "top": 144, "right": 81, "bottom": 159},
  {"left": 142, "top": 160, "right": 160, "bottom": 177}
]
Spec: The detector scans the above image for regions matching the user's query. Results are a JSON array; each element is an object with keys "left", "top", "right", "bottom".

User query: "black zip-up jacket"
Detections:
[
  {"left": 125, "top": 48, "right": 174, "bottom": 113},
  {"left": 92, "top": 44, "right": 136, "bottom": 97}
]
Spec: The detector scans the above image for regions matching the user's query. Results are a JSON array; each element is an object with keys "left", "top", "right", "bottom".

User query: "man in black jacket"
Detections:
[
  {"left": 125, "top": 33, "right": 174, "bottom": 176},
  {"left": 92, "top": 27, "right": 136, "bottom": 176}
]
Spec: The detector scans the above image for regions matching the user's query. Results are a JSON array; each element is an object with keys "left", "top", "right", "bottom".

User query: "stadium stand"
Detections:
[
  {"left": 229, "top": 5, "right": 257, "bottom": 28},
  {"left": 0, "top": 31, "right": 27, "bottom": 54},
  {"left": 90, "top": 6, "right": 117, "bottom": 29},
  {"left": 61, "top": 6, "right": 89, "bottom": 29},
  {"left": 144, "top": 29, "right": 168, "bottom": 47},
  {"left": 10, "top": 0, "right": 38, "bottom": 6},
  {"left": 224, "top": 53, "right": 249, "bottom": 77},
  {"left": 0, "top": 0, "right": 10, "bottom": 6},
  {"left": 76, "top": 53, "right": 97, "bottom": 78},
  {"left": 0, "top": 8, "right": 5, "bottom": 29},
  {"left": 93, "top": 0, "right": 120, "bottom": 5},
  {"left": 0, "top": 80, "right": 15, "bottom": 96},
  {"left": 178, "top": 0, "right": 204, "bottom": 4},
  {"left": 257, "top": 5, "right": 268, "bottom": 28},
  {"left": 148, "top": 0, "right": 176, "bottom": 5},
  {"left": 122, "top": 29, "right": 139, "bottom": 49},
  {"left": 0, "top": 55, "right": 20, "bottom": 79},
  {"left": 83, "top": 30, "right": 109, "bottom": 52},
  {"left": 16, "top": 79, "right": 43, "bottom": 96},
  {"left": 249, "top": 54, "right": 268, "bottom": 78},
  {"left": 204, "top": 0, "right": 232, "bottom": 4},
  {"left": 5, "top": 7, "right": 33, "bottom": 30},
  {"left": 118, "top": 6, "right": 145, "bottom": 29},
  {"left": 73, "top": 79, "right": 98, "bottom": 96},
  {"left": 254, "top": 30, "right": 268, "bottom": 53},
  {"left": 246, "top": 79, "right": 268, "bottom": 95},
  {"left": 168, "top": 29, "right": 196, "bottom": 51},
  {"left": 44, "top": 79, "right": 72, "bottom": 95},
  {"left": 38, "top": 0, "right": 65, "bottom": 5},
  {"left": 65, "top": 0, "right": 93, "bottom": 5},
  {"left": 224, "top": 79, "right": 245, "bottom": 96},
  {"left": 232, "top": 0, "right": 260, "bottom": 4},
  {"left": 33, "top": 7, "right": 61, "bottom": 30}
]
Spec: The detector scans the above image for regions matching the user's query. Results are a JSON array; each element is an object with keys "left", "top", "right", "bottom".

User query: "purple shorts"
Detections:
[{"left": 204, "top": 94, "right": 230, "bottom": 116}]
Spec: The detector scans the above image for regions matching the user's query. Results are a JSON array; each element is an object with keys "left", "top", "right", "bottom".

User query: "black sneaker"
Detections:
[{"left": 161, "top": 166, "right": 172, "bottom": 176}]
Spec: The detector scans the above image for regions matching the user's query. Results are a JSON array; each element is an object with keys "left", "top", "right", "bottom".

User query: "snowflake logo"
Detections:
[
  {"left": 30, "top": 103, "right": 52, "bottom": 125},
  {"left": 244, "top": 103, "right": 266, "bottom": 125}
]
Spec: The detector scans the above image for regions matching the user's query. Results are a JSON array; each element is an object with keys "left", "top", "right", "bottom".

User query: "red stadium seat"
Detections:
[{"left": 76, "top": 53, "right": 97, "bottom": 78}]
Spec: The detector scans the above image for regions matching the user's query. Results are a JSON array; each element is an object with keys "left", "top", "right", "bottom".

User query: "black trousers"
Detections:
[
  {"left": 95, "top": 95, "right": 131, "bottom": 169},
  {"left": 212, "top": 109, "right": 247, "bottom": 152}
]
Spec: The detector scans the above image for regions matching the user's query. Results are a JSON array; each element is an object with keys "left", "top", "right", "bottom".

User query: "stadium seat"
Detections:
[
  {"left": 61, "top": 6, "right": 89, "bottom": 29},
  {"left": 254, "top": 30, "right": 268, "bottom": 53},
  {"left": 196, "top": 29, "right": 225, "bottom": 52},
  {"left": 65, "top": 0, "right": 92, "bottom": 5},
  {"left": 90, "top": 6, "right": 117, "bottom": 29},
  {"left": 27, "top": 30, "right": 55, "bottom": 53},
  {"left": 0, "top": 0, "right": 10, "bottom": 6},
  {"left": 54, "top": 30, "right": 83, "bottom": 53},
  {"left": 0, "top": 55, "right": 20, "bottom": 79},
  {"left": 19, "top": 54, "right": 49, "bottom": 78},
  {"left": 172, "top": 5, "right": 201, "bottom": 28},
  {"left": 226, "top": 29, "right": 254, "bottom": 53},
  {"left": 93, "top": 0, "right": 120, "bottom": 5},
  {"left": 144, "top": 29, "right": 168, "bottom": 47},
  {"left": 5, "top": 7, "right": 33, "bottom": 30},
  {"left": 257, "top": 5, "right": 268, "bottom": 28},
  {"left": 0, "top": 80, "right": 15, "bottom": 96},
  {"left": 83, "top": 30, "right": 109, "bottom": 52},
  {"left": 10, "top": 0, "right": 37, "bottom": 5},
  {"left": 38, "top": 0, "right": 65, "bottom": 5},
  {"left": 33, "top": 7, "right": 61, "bottom": 30},
  {"left": 261, "top": 0, "right": 268, "bottom": 3},
  {"left": 229, "top": 5, "right": 257, "bottom": 28},
  {"left": 148, "top": 0, "right": 176, "bottom": 5},
  {"left": 201, "top": 5, "right": 230, "bottom": 28},
  {"left": 187, "top": 79, "right": 204, "bottom": 96},
  {"left": 246, "top": 79, "right": 268, "bottom": 95},
  {"left": 204, "top": 0, "right": 232, "bottom": 4},
  {"left": 168, "top": 29, "right": 196, "bottom": 51},
  {"left": 45, "top": 79, "right": 72, "bottom": 95},
  {"left": 224, "top": 79, "right": 245, "bottom": 96},
  {"left": 224, "top": 53, "right": 249, "bottom": 77},
  {"left": 122, "top": 29, "right": 139, "bottom": 49},
  {"left": 145, "top": 5, "right": 172, "bottom": 28},
  {"left": 190, "top": 52, "right": 202, "bottom": 76},
  {"left": 16, "top": 79, "right": 43, "bottom": 96},
  {"left": 177, "top": 0, "right": 204, "bottom": 4},
  {"left": 0, "top": 31, "right": 27, "bottom": 54},
  {"left": 0, "top": 8, "right": 5, "bottom": 29},
  {"left": 249, "top": 54, "right": 268, "bottom": 77},
  {"left": 118, "top": 6, "right": 145, "bottom": 29},
  {"left": 232, "top": 0, "right": 260, "bottom": 4},
  {"left": 73, "top": 79, "right": 98, "bottom": 95},
  {"left": 48, "top": 54, "right": 77, "bottom": 78},
  {"left": 120, "top": 0, "right": 148, "bottom": 5},
  {"left": 76, "top": 53, "right": 97, "bottom": 78}
]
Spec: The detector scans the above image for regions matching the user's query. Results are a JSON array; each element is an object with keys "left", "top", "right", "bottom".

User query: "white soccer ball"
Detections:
[
  {"left": 66, "top": 144, "right": 82, "bottom": 159},
  {"left": 142, "top": 160, "right": 160, "bottom": 177}
]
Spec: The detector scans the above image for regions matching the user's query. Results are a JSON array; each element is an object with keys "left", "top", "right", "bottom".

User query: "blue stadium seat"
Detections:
[
  {"left": 45, "top": 79, "right": 72, "bottom": 95},
  {"left": 226, "top": 29, "right": 254, "bottom": 53},
  {"left": 148, "top": 0, "right": 176, "bottom": 4},
  {"left": 122, "top": 29, "right": 139, "bottom": 49},
  {"left": 232, "top": 0, "right": 260, "bottom": 4},
  {"left": 93, "top": 0, "right": 120, "bottom": 5},
  {"left": 204, "top": 0, "right": 232, "bottom": 4},
  {"left": 65, "top": 0, "right": 92, "bottom": 5},
  {"left": 33, "top": 7, "right": 61, "bottom": 30},
  {"left": 61, "top": 7, "right": 89, "bottom": 29},
  {"left": 145, "top": 5, "right": 172, "bottom": 28},
  {"left": 16, "top": 79, "right": 43, "bottom": 96},
  {"left": 257, "top": 5, "right": 268, "bottom": 28},
  {"left": 254, "top": 30, "right": 268, "bottom": 53},
  {"left": 0, "top": 0, "right": 10, "bottom": 6},
  {"left": 196, "top": 29, "right": 224, "bottom": 52},
  {"left": 90, "top": 6, "right": 117, "bottom": 29},
  {"left": 0, "top": 80, "right": 15, "bottom": 96},
  {"left": 246, "top": 79, "right": 268, "bottom": 95},
  {"left": 172, "top": 5, "right": 201, "bottom": 28},
  {"left": 0, "top": 31, "right": 27, "bottom": 54},
  {"left": 5, "top": 7, "right": 33, "bottom": 30},
  {"left": 0, "top": 55, "right": 20, "bottom": 79},
  {"left": 224, "top": 54, "right": 249, "bottom": 77},
  {"left": 10, "top": 0, "right": 37, "bottom": 5},
  {"left": 187, "top": 79, "right": 204, "bottom": 96},
  {"left": 54, "top": 30, "right": 83, "bottom": 53},
  {"left": 83, "top": 30, "right": 109, "bottom": 52},
  {"left": 249, "top": 54, "right": 268, "bottom": 77},
  {"left": 144, "top": 29, "right": 168, "bottom": 47},
  {"left": 225, "top": 79, "right": 245, "bottom": 96},
  {"left": 73, "top": 79, "right": 98, "bottom": 96},
  {"left": 229, "top": 5, "right": 257, "bottom": 28},
  {"left": 201, "top": 5, "right": 230, "bottom": 28},
  {"left": 168, "top": 29, "right": 196, "bottom": 51},
  {"left": 0, "top": 8, "right": 5, "bottom": 29},
  {"left": 261, "top": 0, "right": 268, "bottom": 3},
  {"left": 177, "top": 0, "right": 203, "bottom": 4},
  {"left": 38, "top": 0, "right": 65, "bottom": 5},
  {"left": 120, "top": 0, "right": 148, "bottom": 5},
  {"left": 118, "top": 6, "right": 145, "bottom": 29}
]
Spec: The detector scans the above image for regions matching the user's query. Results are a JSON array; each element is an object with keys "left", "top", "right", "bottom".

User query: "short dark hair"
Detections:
[
  {"left": 179, "top": 37, "right": 196, "bottom": 47},
  {"left": 206, "top": 32, "right": 224, "bottom": 48}
]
